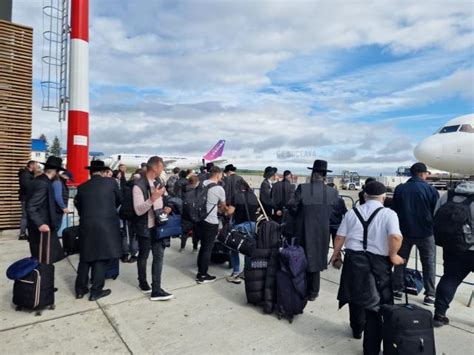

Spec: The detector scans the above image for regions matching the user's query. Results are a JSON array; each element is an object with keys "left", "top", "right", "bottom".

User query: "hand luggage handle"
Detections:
[
  {"left": 255, "top": 194, "right": 270, "bottom": 222},
  {"left": 39, "top": 230, "right": 51, "bottom": 264}
]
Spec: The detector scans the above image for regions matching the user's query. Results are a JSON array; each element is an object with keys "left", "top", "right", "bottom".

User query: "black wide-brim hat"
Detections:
[
  {"left": 42, "top": 156, "right": 66, "bottom": 171},
  {"left": 85, "top": 160, "right": 109, "bottom": 172},
  {"left": 307, "top": 159, "right": 332, "bottom": 173},
  {"left": 224, "top": 164, "right": 237, "bottom": 172},
  {"left": 263, "top": 166, "right": 278, "bottom": 178}
]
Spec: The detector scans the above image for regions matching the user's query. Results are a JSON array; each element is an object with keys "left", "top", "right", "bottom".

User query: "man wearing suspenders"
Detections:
[{"left": 331, "top": 181, "right": 404, "bottom": 354}]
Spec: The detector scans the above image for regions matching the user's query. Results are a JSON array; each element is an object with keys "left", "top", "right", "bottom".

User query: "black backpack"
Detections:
[
  {"left": 182, "top": 183, "right": 218, "bottom": 223},
  {"left": 434, "top": 190, "right": 474, "bottom": 252},
  {"left": 119, "top": 182, "right": 138, "bottom": 221}
]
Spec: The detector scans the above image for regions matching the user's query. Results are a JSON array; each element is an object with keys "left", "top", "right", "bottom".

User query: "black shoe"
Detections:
[
  {"left": 423, "top": 296, "right": 435, "bottom": 306},
  {"left": 352, "top": 330, "right": 363, "bottom": 340},
  {"left": 433, "top": 313, "right": 449, "bottom": 327},
  {"left": 308, "top": 293, "right": 319, "bottom": 302},
  {"left": 76, "top": 289, "right": 89, "bottom": 299},
  {"left": 138, "top": 282, "right": 152, "bottom": 294},
  {"left": 128, "top": 255, "right": 138, "bottom": 263},
  {"left": 121, "top": 254, "right": 130, "bottom": 263},
  {"left": 150, "top": 289, "right": 174, "bottom": 301},
  {"left": 196, "top": 274, "right": 216, "bottom": 284},
  {"left": 393, "top": 291, "right": 403, "bottom": 300},
  {"left": 89, "top": 289, "right": 111, "bottom": 301},
  {"left": 18, "top": 234, "right": 28, "bottom": 240}
]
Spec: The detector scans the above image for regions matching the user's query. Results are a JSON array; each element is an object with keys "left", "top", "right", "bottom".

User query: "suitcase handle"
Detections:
[{"left": 39, "top": 231, "right": 51, "bottom": 264}]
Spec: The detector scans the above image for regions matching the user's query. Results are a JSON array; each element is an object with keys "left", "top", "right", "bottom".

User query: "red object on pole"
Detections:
[{"left": 67, "top": 0, "right": 89, "bottom": 185}]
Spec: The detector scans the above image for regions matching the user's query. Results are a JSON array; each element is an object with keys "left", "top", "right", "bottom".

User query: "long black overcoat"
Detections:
[
  {"left": 289, "top": 181, "right": 339, "bottom": 272},
  {"left": 74, "top": 175, "right": 122, "bottom": 262}
]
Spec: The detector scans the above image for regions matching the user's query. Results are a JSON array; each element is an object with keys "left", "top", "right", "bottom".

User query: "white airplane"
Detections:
[
  {"left": 414, "top": 114, "right": 474, "bottom": 175},
  {"left": 103, "top": 140, "right": 227, "bottom": 171}
]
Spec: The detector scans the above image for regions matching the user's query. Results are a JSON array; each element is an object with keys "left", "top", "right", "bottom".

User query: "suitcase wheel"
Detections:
[
  {"left": 49, "top": 304, "right": 56, "bottom": 310},
  {"left": 277, "top": 313, "right": 282, "bottom": 320},
  {"left": 35, "top": 311, "right": 42, "bottom": 316},
  {"left": 112, "top": 276, "right": 118, "bottom": 280},
  {"left": 15, "top": 306, "right": 22, "bottom": 312},
  {"left": 288, "top": 317, "right": 293, "bottom": 324}
]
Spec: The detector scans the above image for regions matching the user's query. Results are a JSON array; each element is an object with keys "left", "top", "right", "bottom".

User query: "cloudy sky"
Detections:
[{"left": 13, "top": 0, "right": 474, "bottom": 174}]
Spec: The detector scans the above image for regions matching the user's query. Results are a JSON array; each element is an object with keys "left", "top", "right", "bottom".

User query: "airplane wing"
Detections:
[
  {"left": 210, "top": 159, "right": 227, "bottom": 166},
  {"left": 163, "top": 159, "right": 177, "bottom": 167}
]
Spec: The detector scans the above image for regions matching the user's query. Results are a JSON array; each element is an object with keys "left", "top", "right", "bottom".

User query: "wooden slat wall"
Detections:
[{"left": 0, "top": 20, "right": 33, "bottom": 230}]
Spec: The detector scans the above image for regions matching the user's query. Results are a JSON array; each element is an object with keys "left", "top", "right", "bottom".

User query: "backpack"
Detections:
[
  {"left": 182, "top": 183, "right": 218, "bottom": 223},
  {"left": 166, "top": 175, "right": 179, "bottom": 195},
  {"left": 433, "top": 191, "right": 474, "bottom": 252},
  {"left": 119, "top": 182, "right": 137, "bottom": 220}
]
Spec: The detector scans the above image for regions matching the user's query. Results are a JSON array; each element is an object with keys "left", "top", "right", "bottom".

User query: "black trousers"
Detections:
[
  {"left": 180, "top": 225, "right": 199, "bottom": 250},
  {"left": 435, "top": 250, "right": 474, "bottom": 315},
  {"left": 75, "top": 260, "right": 107, "bottom": 297},
  {"left": 137, "top": 234, "right": 165, "bottom": 292},
  {"left": 307, "top": 271, "right": 320, "bottom": 297},
  {"left": 196, "top": 220, "right": 219, "bottom": 276}
]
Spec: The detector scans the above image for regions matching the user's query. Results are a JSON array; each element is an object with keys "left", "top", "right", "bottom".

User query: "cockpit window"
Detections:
[
  {"left": 439, "top": 125, "right": 460, "bottom": 134},
  {"left": 460, "top": 124, "right": 474, "bottom": 133}
]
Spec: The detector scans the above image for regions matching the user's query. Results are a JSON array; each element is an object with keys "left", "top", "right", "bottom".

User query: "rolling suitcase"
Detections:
[
  {"left": 380, "top": 290, "right": 436, "bottom": 355},
  {"left": 12, "top": 232, "right": 56, "bottom": 315},
  {"left": 62, "top": 226, "right": 80, "bottom": 256},
  {"left": 105, "top": 258, "right": 120, "bottom": 280},
  {"left": 275, "top": 239, "right": 308, "bottom": 323}
]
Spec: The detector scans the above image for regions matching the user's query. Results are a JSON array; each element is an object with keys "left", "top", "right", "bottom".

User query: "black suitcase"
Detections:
[
  {"left": 244, "top": 248, "right": 271, "bottom": 305},
  {"left": 105, "top": 258, "right": 120, "bottom": 280},
  {"left": 380, "top": 292, "right": 436, "bottom": 355},
  {"left": 13, "top": 232, "right": 56, "bottom": 315},
  {"left": 62, "top": 226, "right": 80, "bottom": 256}
]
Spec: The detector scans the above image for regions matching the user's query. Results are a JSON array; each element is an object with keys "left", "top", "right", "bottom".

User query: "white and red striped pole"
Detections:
[{"left": 67, "top": 0, "right": 89, "bottom": 185}]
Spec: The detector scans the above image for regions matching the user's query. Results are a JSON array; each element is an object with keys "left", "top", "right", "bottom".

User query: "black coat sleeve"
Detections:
[
  {"left": 287, "top": 184, "right": 302, "bottom": 217},
  {"left": 26, "top": 180, "right": 48, "bottom": 228}
]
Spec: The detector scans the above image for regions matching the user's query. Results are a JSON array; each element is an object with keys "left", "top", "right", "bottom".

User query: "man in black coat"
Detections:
[
  {"left": 222, "top": 164, "right": 244, "bottom": 206},
  {"left": 260, "top": 166, "right": 277, "bottom": 218},
  {"left": 74, "top": 160, "right": 122, "bottom": 301},
  {"left": 26, "top": 156, "right": 65, "bottom": 264},
  {"left": 271, "top": 169, "right": 295, "bottom": 223},
  {"left": 18, "top": 160, "right": 39, "bottom": 240},
  {"left": 288, "top": 160, "right": 339, "bottom": 301}
]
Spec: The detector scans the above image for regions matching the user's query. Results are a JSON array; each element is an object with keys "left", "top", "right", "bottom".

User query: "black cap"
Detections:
[
  {"left": 363, "top": 181, "right": 387, "bottom": 196},
  {"left": 283, "top": 170, "right": 291, "bottom": 177},
  {"left": 410, "top": 162, "right": 430, "bottom": 175},
  {"left": 364, "top": 177, "right": 376, "bottom": 185}
]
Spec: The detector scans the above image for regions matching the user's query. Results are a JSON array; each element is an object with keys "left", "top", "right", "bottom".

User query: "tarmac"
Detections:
[{"left": 1, "top": 225, "right": 473, "bottom": 354}]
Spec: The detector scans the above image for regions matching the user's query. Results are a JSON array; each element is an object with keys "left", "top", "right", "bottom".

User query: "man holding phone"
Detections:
[{"left": 133, "top": 156, "right": 173, "bottom": 301}]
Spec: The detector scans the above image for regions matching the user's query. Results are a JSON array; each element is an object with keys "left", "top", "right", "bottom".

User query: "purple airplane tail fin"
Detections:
[{"left": 203, "top": 140, "right": 225, "bottom": 161}]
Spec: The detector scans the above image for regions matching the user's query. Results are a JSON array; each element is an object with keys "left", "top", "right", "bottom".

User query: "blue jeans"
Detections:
[
  {"left": 230, "top": 221, "right": 256, "bottom": 275},
  {"left": 393, "top": 236, "right": 436, "bottom": 296}
]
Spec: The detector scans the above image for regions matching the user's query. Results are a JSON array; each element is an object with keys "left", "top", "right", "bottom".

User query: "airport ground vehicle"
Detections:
[
  {"left": 396, "top": 166, "right": 468, "bottom": 190},
  {"left": 341, "top": 171, "right": 363, "bottom": 190}
]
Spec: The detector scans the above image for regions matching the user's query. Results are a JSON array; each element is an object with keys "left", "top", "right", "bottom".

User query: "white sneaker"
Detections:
[{"left": 226, "top": 274, "right": 242, "bottom": 284}]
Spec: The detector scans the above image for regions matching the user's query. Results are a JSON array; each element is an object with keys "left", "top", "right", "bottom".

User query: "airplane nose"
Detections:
[{"left": 414, "top": 138, "right": 440, "bottom": 163}]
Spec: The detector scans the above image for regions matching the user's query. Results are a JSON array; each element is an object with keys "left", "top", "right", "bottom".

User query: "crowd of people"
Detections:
[{"left": 16, "top": 156, "right": 473, "bottom": 354}]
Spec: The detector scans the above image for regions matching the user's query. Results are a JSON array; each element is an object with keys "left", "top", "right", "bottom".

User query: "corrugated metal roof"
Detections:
[{"left": 31, "top": 139, "right": 47, "bottom": 152}]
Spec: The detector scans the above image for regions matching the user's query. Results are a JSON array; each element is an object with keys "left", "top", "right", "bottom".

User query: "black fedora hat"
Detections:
[
  {"left": 224, "top": 164, "right": 237, "bottom": 173},
  {"left": 307, "top": 159, "right": 332, "bottom": 173},
  {"left": 42, "top": 156, "right": 65, "bottom": 171},
  {"left": 85, "top": 160, "right": 109, "bottom": 172},
  {"left": 263, "top": 166, "right": 277, "bottom": 178}
]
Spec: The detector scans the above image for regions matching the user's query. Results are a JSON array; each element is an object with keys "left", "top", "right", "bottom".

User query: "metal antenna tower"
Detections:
[{"left": 41, "top": 0, "right": 70, "bottom": 123}]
